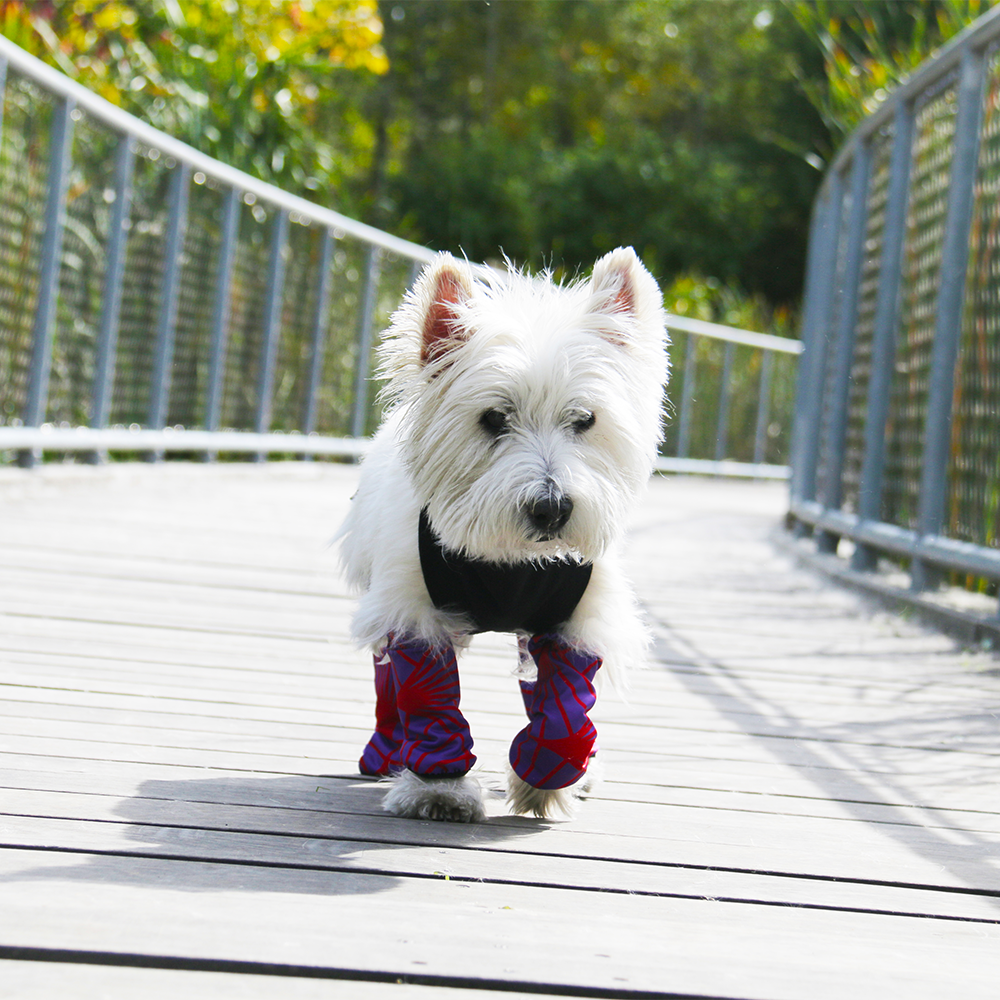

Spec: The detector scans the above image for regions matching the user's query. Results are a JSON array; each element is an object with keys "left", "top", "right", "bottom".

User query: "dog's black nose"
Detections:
[{"left": 526, "top": 493, "right": 573, "bottom": 538}]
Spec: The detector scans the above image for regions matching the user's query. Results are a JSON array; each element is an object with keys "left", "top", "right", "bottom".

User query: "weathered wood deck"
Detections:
[{"left": 1, "top": 463, "right": 999, "bottom": 999}]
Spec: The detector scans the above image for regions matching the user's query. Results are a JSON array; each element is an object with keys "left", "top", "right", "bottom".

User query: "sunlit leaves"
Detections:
[
  {"left": 0, "top": 0, "right": 388, "bottom": 202},
  {"left": 792, "top": 0, "right": 995, "bottom": 137}
]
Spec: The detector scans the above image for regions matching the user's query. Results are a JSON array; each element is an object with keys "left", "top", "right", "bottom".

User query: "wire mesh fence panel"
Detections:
[
  {"left": 659, "top": 332, "right": 687, "bottom": 457},
  {"left": 362, "top": 249, "right": 415, "bottom": 434},
  {"left": 947, "top": 50, "right": 1000, "bottom": 557},
  {"left": 677, "top": 336, "right": 726, "bottom": 461},
  {"left": 841, "top": 125, "right": 894, "bottom": 513},
  {"left": 766, "top": 350, "right": 798, "bottom": 466},
  {"left": 659, "top": 333, "right": 796, "bottom": 465},
  {"left": 109, "top": 143, "right": 171, "bottom": 428},
  {"left": 270, "top": 216, "right": 324, "bottom": 433},
  {"left": 881, "top": 80, "right": 959, "bottom": 531},
  {"left": 0, "top": 71, "right": 51, "bottom": 427},
  {"left": 220, "top": 197, "right": 271, "bottom": 431},
  {"left": 814, "top": 182, "right": 853, "bottom": 506},
  {"left": 314, "top": 233, "right": 369, "bottom": 437},
  {"left": 165, "top": 173, "right": 225, "bottom": 431},
  {"left": 46, "top": 109, "right": 118, "bottom": 429},
  {"left": 720, "top": 344, "right": 764, "bottom": 464}
]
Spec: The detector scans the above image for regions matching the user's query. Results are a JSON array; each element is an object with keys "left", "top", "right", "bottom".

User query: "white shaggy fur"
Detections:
[
  {"left": 339, "top": 248, "right": 669, "bottom": 821},
  {"left": 506, "top": 756, "right": 605, "bottom": 820},
  {"left": 381, "top": 770, "right": 486, "bottom": 823}
]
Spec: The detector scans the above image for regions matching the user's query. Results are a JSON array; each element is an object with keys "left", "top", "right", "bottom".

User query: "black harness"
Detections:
[{"left": 418, "top": 508, "right": 592, "bottom": 635}]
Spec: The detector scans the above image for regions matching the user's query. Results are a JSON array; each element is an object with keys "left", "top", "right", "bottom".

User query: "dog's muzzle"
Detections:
[{"left": 524, "top": 489, "right": 573, "bottom": 540}]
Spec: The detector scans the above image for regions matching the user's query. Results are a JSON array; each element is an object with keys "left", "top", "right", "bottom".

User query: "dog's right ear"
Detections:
[{"left": 418, "top": 256, "right": 474, "bottom": 367}]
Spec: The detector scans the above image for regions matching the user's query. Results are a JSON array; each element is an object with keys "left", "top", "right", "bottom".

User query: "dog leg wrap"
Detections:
[
  {"left": 362, "top": 636, "right": 475, "bottom": 777},
  {"left": 359, "top": 653, "right": 405, "bottom": 776},
  {"left": 509, "top": 634, "right": 600, "bottom": 790}
]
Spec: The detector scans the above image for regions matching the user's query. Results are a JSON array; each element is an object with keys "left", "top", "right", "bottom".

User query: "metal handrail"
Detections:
[
  {"left": 0, "top": 36, "right": 435, "bottom": 262},
  {"left": 790, "top": 4, "right": 1000, "bottom": 610},
  {"left": 0, "top": 34, "right": 798, "bottom": 478}
]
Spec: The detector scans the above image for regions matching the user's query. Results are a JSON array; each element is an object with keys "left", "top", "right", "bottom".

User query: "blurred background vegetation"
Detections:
[{"left": 1, "top": 0, "right": 994, "bottom": 328}]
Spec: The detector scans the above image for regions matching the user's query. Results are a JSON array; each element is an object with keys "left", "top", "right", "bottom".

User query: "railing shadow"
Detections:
[{"left": 648, "top": 624, "right": 1000, "bottom": 908}]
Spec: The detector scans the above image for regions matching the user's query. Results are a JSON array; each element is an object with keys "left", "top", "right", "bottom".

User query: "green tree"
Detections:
[
  {"left": 0, "top": 0, "right": 389, "bottom": 206},
  {"left": 791, "top": 0, "right": 996, "bottom": 137},
  {"left": 373, "top": 0, "right": 829, "bottom": 304}
]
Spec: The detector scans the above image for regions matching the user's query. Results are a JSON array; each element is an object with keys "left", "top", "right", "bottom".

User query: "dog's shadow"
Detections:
[{"left": 7, "top": 771, "right": 544, "bottom": 898}]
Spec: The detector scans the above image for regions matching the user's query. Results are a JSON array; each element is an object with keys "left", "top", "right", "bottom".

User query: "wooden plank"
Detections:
[
  {"left": 4, "top": 769, "right": 1000, "bottom": 893},
  {"left": 6, "top": 746, "right": 1000, "bottom": 830},
  {"left": 1, "top": 960, "right": 546, "bottom": 1000},
  {"left": 4, "top": 804, "right": 1000, "bottom": 922},
  {"left": 3, "top": 849, "right": 1000, "bottom": 1000}
]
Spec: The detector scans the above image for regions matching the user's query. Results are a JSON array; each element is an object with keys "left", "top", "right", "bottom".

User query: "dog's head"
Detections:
[{"left": 378, "top": 248, "right": 669, "bottom": 562}]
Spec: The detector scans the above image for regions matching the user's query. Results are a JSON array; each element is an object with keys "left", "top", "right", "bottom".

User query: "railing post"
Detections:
[
  {"left": 18, "top": 97, "right": 75, "bottom": 468},
  {"left": 302, "top": 227, "right": 334, "bottom": 438},
  {"left": 146, "top": 161, "right": 190, "bottom": 457},
  {"left": 253, "top": 207, "right": 290, "bottom": 460},
  {"left": 816, "top": 146, "right": 872, "bottom": 553},
  {"left": 714, "top": 339, "right": 735, "bottom": 462},
  {"left": 350, "top": 244, "right": 383, "bottom": 440},
  {"left": 791, "top": 174, "right": 844, "bottom": 515},
  {"left": 86, "top": 133, "right": 135, "bottom": 463},
  {"left": 912, "top": 46, "right": 987, "bottom": 591},
  {"left": 852, "top": 102, "right": 916, "bottom": 572},
  {"left": 789, "top": 200, "right": 826, "bottom": 503},
  {"left": 675, "top": 331, "right": 697, "bottom": 459},
  {"left": 203, "top": 186, "right": 241, "bottom": 442}
]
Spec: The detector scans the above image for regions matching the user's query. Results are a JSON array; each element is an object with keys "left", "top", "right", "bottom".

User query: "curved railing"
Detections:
[
  {"left": 0, "top": 34, "right": 798, "bottom": 477},
  {"left": 0, "top": 34, "right": 435, "bottom": 468},
  {"left": 790, "top": 5, "right": 1000, "bottom": 601}
]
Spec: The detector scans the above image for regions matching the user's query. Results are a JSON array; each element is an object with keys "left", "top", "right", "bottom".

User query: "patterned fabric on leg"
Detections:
[
  {"left": 359, "top": 651, "right": 404, "bottom": 776},
  {"left": 382, "top": 636, "right": 476, "bottom": 776},
  {"left": 509, "top": 634, "right": 601, "bottom": 790}
]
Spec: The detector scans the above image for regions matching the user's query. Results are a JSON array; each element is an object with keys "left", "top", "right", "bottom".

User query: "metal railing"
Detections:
[
  {"left": 0, "top": 35, "right": 434, "bottom": 468},
  {"left": 0, "top": 35, "right": 798, "bottom": 477},
  {"left": 790, "top": 5, "right": 1000, "bottom": 605},
  {"left": 656, "top": 314, "right": 800, "bottom": 479}
]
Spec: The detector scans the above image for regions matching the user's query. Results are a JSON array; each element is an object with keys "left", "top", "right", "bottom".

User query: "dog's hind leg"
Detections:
[
  {"left": 370, "top": 636, "right": 485, "bottom": 823},
  {"left": 507, "top": 634, "right": 601, "bottom": 819}
]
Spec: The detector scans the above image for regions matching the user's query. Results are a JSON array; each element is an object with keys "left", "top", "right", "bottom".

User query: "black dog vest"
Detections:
[{"left": 418, "top": 508, "right": 592, "bottom": 634}]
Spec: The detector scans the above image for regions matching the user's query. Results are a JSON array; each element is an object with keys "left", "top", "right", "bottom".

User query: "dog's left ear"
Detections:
[
  {"left": 588, "top": 247, "right": 664, "bottom": 348},
  {"left": 418, "top": 254, "right": 475, "bottom": 367}
]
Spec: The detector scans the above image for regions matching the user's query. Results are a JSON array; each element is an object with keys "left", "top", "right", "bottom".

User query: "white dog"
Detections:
[{"left": 339, "top": 247, "right": 668, "bottom": 821}]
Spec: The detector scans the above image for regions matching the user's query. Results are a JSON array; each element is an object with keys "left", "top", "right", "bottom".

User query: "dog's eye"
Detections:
[
  {"left": 480, "top": 409, "right": 510, "bottom": 435},
  {"left": 571, "top": 411, "right": 596, "bottom": 433}
]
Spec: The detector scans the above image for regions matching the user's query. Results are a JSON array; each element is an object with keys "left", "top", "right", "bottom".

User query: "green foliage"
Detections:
[
  {"left": 664, "top": 272, "right": 797, "bottom": 338},
  {"left": 377, "top": 0, "right": 828, "bottom": 304},
  {"left": 791, "top": 0, "right": 996, "bottom": 137},
  {"left": 0, "top": 0, "right": 389, "bottom": 207}
]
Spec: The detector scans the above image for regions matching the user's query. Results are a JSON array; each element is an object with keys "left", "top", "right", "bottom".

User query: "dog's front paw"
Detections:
[
  {"left": 506, "top": 760, "right": 602, "bottom": 819},
  {"left": 382, "top": 769, "right": 486, "bottom": 823}
]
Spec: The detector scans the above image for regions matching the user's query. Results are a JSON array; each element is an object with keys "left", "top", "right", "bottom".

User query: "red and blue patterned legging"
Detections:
[
  {"left": 359, "top": 636, "right": 476, "bottom": 777},
  {"left": 509, "top": 634, "right": 600, "bottom": 789},
  {"left": 359, "top": 633, "right": 601, "bottom": 790}
]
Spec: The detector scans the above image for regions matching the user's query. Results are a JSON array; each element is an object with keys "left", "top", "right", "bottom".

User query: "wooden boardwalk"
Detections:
[{"left": 2, "top": 463, "right": 999, "bottom": 1000}]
